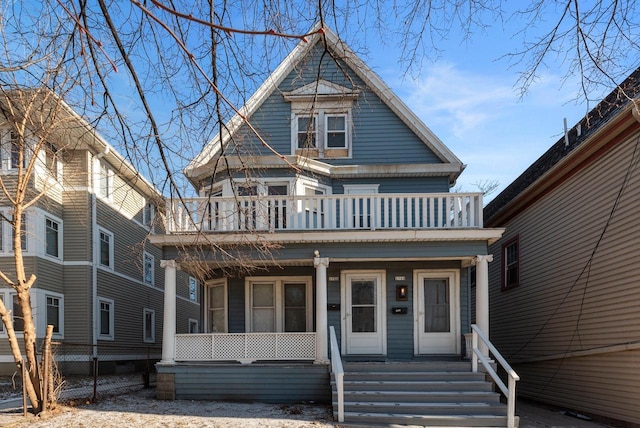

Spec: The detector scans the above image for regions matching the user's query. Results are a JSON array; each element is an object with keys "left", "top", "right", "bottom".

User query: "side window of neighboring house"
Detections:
[
  {"left": 188, "top": 276, "right": 198, "bottom": 302},
  {"left": 96, "top": 161, "right": 113, "bottom": 200},
  {"left": 143, "top": 201, "right": 155, "bottom": 229},
  {"left": 45, "top": 216, "right": 62, "bottom": 258},
  {"left": 502, "top": 235, "right": 520, "bottom": 291},
  {"left": 188, "top": 319, "right": 199, "bottom": 334},
  {"left": 98, "top": 228, "right": 114, "bottom": 269},
  {"left": 98, "top": 297, "right": 114, "bottom": 340},
  {"left": 12, "top": 294, "right": 24, "bottom": 332},
  {"left": 11, "top": 213, "right": 28, "bottom": 251},
  {"left": 44, "top": 142, "right": 60, "bottom": 180},
  {"left": 46, "top": 295, "right": 63, "bottom": 334},
  {"left": 143, "top": 308, "right": 155, "bottom": 343},
  {"left": 143, "top": 252, "right": 154, "bottom": 285}
]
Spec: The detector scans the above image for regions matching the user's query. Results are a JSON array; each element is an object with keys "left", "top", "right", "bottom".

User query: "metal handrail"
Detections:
[
  {"left": 471, "top": 324, "right": 520, "bottom": 428},
  {"left": 329, "top": 326, "right": 344, "bottom": 422}
]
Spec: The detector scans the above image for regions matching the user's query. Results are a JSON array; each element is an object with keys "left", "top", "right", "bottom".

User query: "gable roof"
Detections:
[
  {"left": 185, "top": 24, "right": 464, "bottom": 183},
  {"left": 484, "top": 68, "right": 640, "bottom": 226}
]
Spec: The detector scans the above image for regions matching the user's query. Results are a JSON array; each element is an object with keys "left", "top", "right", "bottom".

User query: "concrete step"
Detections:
[
  {"left": 339, "top": 380, "right": 494, "bottom": 392},
  {"left": 336, "top": 412, "right": 515, "bottom": 427},
  {"left": 334, "top": 389, "right": 502, "bottom": 403},
  {"left": 339, "top": 371, "right": 486, "bottom": 382},
  {"left": 343, "top": 361, "right": 471, "bottom": 372},
  {"left": 337, "top": 401, "right": 508, "bottom": 416}
]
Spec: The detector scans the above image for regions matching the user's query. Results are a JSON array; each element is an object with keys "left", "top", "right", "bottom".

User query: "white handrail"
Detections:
[
  {"left": 471, "top": 324, "right": 520, "bottom": 428},
  {"left": 329, "top": 326, "right": 344, "bottom": 423}
]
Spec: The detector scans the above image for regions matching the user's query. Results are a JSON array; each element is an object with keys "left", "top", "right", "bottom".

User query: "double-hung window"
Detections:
[
  {"left": 11, "top": 213, "right": 28, "bottom": 251},
  {"left": 143, "top": 252, "right": 154, "bottom": 285},
  {"left": 502, "top": 235, "right": 520, "bottom": 291},
  {"left": 44, "top": 142, "right": 59, "bottom": 179},
  {"left": 98, "top": 228, "right": 114, "bottom": 269},
  {"left": 296, "top": 116, "right": 317, "bottom": 149},
  {"left": 98, "top": 297, "right": 114, "bottom": 340},
  {"left": 208, "top": 280, "right": 227, "bottom": 333},
  {"left": 325, "top": 114, "right": 347, "bottom": 148},
  {"left": 143, "top": 308, "right": 155, "bottom": 342},
  {"left": 96, "top": 161, "right": 113, "bottom": 200},
  {"left": 46, "top": 295, "right": 61, "bottom": 334},
  {"left": 143, "top": 202, "right": 155, "bottom": 229},
  {"left": 45, "top": 217, "right": 60, "bottom": 258},
  {"left": 188, "top": 276, "right": 198, "bottom": 301}
]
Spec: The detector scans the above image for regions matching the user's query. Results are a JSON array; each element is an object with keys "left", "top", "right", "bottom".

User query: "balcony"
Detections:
[{"left": 167, "top": 192, "right": 483, "bottom": 233}]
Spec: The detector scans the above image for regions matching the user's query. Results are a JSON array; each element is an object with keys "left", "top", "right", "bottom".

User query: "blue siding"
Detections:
[
  {"left": 161, "top": 363, "right": 331, "bottom": 403},
  {"left": 230, "top": 42, "right": 444, "bottom": 166},
  {"left": 332, "top": 177, "right": 450, "bottom": 194}
]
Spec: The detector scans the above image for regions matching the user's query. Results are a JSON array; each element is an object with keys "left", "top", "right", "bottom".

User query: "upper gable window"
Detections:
[{"left": 284, "top": 80, "right": 358, "bottom": 160}]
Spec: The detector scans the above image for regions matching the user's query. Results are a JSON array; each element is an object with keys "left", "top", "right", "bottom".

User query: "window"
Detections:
[
  {"left": 44, "top": 142, "right": 59, "bottom": 178},
  {"left": 10, "top": 131, "right": 24, "bottom": 169},
  {"left": 143, "top": 252, "right": 154, "bottom": 285},
  {"left": 296, "top": 116, "right": 317, "bottom": 149},
  {"left": 12, "top": 294, "right": 23, "bottom": 332},
  {"left": 45, "top": 217, "right": 60, "bottom": 258},
  {"left": 326, "top": 114, "right": 347, "bottom": 148},
  {"left": 502, "top": 235, "right": 519, "bottom": 291},
  {"left": 98, "top": 228, "right": 113, "bottom": 269},
  {"left": 98, "top": 298, "right": 114, "bottom": 340},
  {"left": 143, "top": 202, "right": 155, "bottom": 228},
  {"left": 11, "top": 213, "right": 27, "bottom": 251},
  {"left": 245, "top": 277, "right": 312, "bottom": 333},
  {"left": 188, "top": 319, "right": 199, "bottom": 334},
  {"left": 97, "top": 161, "right": 113, "bottom": 199},
  {"left": 46, "top": 296, "right": 61, "bottom": 333},
  {"left": 188, "top": 276, "right": 198, "bottom": 301},
  {"left": 208, "top": 281, "right": 227, "bottom": 333},
  {"left": 143, "top": 308, "right": 155, "bottom": 342},
  {"left": 0, "top": 295, "right": 4, "bottom": 332}
]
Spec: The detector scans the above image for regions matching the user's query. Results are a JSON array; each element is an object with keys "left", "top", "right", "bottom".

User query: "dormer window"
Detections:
[{"left": 284, "top": 80, "right": 358, "bottom": 159}]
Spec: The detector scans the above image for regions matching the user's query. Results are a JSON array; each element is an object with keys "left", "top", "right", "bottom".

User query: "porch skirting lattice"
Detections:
[{"left": 174, "top": 333, "right": 317, "bottom": 363}]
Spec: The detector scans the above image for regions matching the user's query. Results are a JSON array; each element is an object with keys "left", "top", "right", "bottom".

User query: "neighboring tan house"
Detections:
[
  {"left": 151, "top": 26, "right": 517, "bottom": 427},
  {"left": 485, "top": 69, "right": 640, "bottom": 425},
  {"left": 0, "top": 90, "right": 201, "bottom": 375}
]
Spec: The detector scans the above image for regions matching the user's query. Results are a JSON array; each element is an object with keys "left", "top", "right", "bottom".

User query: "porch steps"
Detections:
[{"left": 331, "top": 361, "right": 517, "bottom": 427}]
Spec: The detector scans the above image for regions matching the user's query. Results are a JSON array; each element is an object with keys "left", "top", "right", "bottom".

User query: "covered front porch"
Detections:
[{"left": 154, "top": 252, "right": 496, "bottom": 402}]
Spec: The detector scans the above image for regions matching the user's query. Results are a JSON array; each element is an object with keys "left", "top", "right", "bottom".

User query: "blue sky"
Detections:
[{"left": 356, "top": 27, "right": 591, "bottom": 203}]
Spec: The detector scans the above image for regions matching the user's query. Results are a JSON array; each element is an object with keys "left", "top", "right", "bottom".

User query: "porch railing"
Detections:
[
  {"left": 471, "top": 324, "right": 520, "bottom": 428},
  {"left": 167, "top": 192, "right": 483, "bottom": 233},
  {"left": 174, "top": 332, "right": 316, "bottom": 364},
  {"left": 329, "top": 326, "right": 344, "bottom": 423}
]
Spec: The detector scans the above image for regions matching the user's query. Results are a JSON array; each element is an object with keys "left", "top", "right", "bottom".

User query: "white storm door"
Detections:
[
  {"left": 414, "top": 271, "right": 459, "bottom": 355},
  {"left": 342, "top": 271, "right": 386, "bottom": 355}
]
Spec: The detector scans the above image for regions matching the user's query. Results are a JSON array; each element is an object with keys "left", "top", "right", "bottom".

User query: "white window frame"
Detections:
[
  {"left": 97, "top": 227, "right": 114, "bottom": 270},
  {"left": 143, "top": 308, "right": 155, "bottom": 343},
  {"left": 98, "top": 297, "right": 115, "bottom": 341},
  {"left": 295, "top": 115, "right": 318, "bottom": 149},
  {"left": 290, "top": 108, "right": 352, "bottom": 157},
  {"left": 206, "top": 279, "right": 228, "bottom": 333},
  {"left": 188, "top": 276, "right": 198, "bottom": 301},
  {"left": 43, "top": 141, "right": 61, "bottom": 181},
  {"left": 143, "top": 201, "right": 155, "bottom": 229},
  {"left": 244, "top": 276, "right": 313, "bottom": 333},
  {"left": 325, "top": 113, "right": 348, "bottom": 149},
  {"left": 95, "top": 160, "right": 114, "bottom": 200},
  {"left": 44, "top": 216, "right": 62, "bottom": 259},
  {"left": 143, "top": 251, "right": 155, "bottom": 285},
  {"left": 44, "top": 292, "right": 64, "bottom": 337}
]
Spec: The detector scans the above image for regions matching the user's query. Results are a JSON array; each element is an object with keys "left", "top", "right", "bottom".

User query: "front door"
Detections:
[
  {"left": 414, "top": 270, "right": 460, "bottom": 354},
  {"left": 342, "top": 271, "right": 386, "bottom": 355}
]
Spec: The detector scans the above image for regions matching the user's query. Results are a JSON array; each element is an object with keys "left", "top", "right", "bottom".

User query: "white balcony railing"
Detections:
[
  {"left": 167, "top": 192, "right": 483, "bottom": 233},
  {"left": 174, "top": 332, "right": 317, "bottom": 364}
]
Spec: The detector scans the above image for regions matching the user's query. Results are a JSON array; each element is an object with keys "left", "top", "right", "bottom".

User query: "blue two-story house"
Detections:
[{"left": 151, "top": 25, "right": 516, "bottom": 427}]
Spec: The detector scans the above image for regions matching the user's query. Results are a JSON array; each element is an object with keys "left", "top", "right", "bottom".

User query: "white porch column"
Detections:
[
  {"left": 160, "top": 259, "right": 177, "bottom": 365},
  {"left": 475, "top": 254, "right": 493, "bottom": 358},
  {"left": 314, "top": 252, "right": 329, "bottom": 364}
]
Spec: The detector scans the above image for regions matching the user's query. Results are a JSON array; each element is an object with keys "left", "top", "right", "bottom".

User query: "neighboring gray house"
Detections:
[
  {"left": 0, "top": 91, "right": 201, "bottom": 375},
  {"left": 151, "top": 26, "right": 517, "bottom": 427},
  {"left": 485, "top": 69, "right": 640, "bottom": 425}
]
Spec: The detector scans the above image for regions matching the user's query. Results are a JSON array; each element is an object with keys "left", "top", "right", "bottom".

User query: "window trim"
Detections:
[
  {"left": 96, "top": 160, "right": 114, "bottom": 200},
  {"left": 143, "top": 308, "right": 155, "bottom": 343},
  {"left": 244, "top": 276, "right": 313, "bottom": 333},
  {"left": 501, "top": 235, "right": 520, "bottom": 291},
  {"left": 206, "top": 279, "right": 228, "bottom": 333},
  {"left": 97, "top": 227, "right": 114, "bottom": 270},
  {"left": 45, "top": 292, "right": 64, "bottom": 336},
  {"left": 143, "top": 251, "right": 155, "bottom": 286},
  {"left": 98, "top": 297, "right": 115, "bottom": 341},
  {"left": 44, "top": 216, "right": 62, "bottom": 259},
  {"left": 325, "top": 113, "right": 348, "bottom": 149},
  {"left": 295, "top": 115, "right": 318, "bottom": 150}
]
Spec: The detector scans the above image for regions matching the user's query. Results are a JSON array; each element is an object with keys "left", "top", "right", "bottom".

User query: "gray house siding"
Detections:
[
  {"left": 488, "top": 121, "right": 640, "bottom": 423},
  {"left": 62, "top": 265, "right": 92, "bottom": 343}
]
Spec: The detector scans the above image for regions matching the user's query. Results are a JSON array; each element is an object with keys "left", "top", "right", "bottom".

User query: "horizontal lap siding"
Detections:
[
  {"left": 62, "top": 191, "right": 91, "bottom": 261},
  {"left": 169, "top": 364, "right": 331, "bottom": 403},
  {"left": 515, "top": 350, "right": 640, "bottom": 424},
  {"left": 62, "top": 265, "right": 92, "bottom": 343},
  {"left": 488, "top": 133, "right": 640, "bottom": 424}
]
